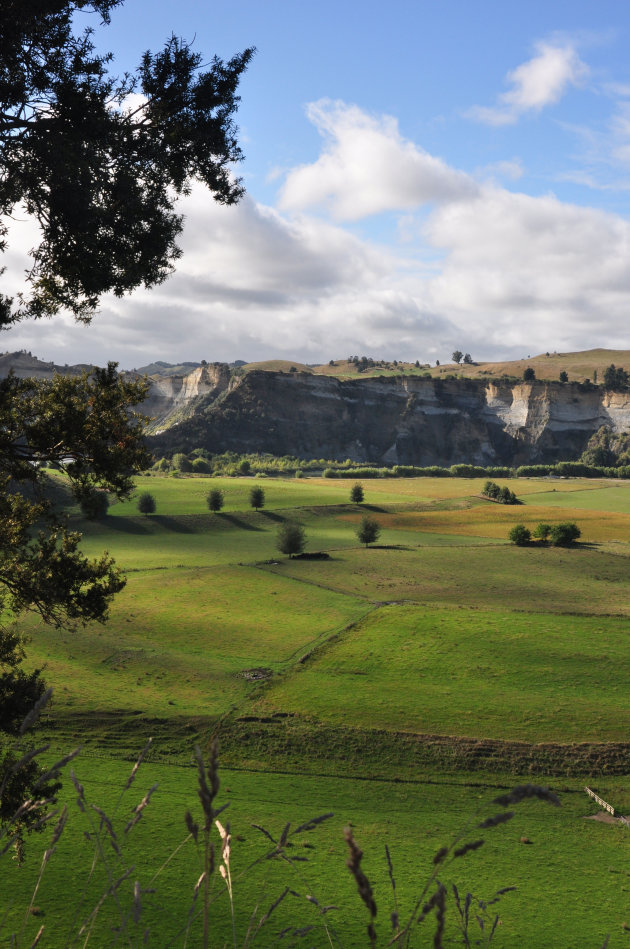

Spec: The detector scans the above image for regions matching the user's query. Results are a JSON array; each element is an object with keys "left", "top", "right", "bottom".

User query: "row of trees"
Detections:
[
  {"left": 139, "top": 483, "right": 366, "bottom": 518},
  {"left": 509, "top": 522, "right": 581, "bottom": 546}
]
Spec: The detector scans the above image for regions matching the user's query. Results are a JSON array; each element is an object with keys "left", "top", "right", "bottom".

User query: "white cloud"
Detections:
[
  {"left": 7, "top": 101, "right": 630, "bottom": 367},
  {"left": 468, "top": 42, "right": 589, "bottom": 126},
  {"left": 278, "top": 99, "right": 477, "bottom": 220},
  {"left": 424, "top": 187, "right": 630, "bottom": 351}
]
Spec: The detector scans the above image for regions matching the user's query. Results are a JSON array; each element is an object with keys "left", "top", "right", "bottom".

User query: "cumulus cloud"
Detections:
[
  {"left": 278, "top": 99, "right": 477, "bottom": 220},
  {"left": 6, "top": 100, "right": 630, "bottom": 367},
  {"left": 468, "top": 41, "right": 589, "bottom": 126},
  {"left": 424, "top": 187, "right": 630, "bottom": 351}
]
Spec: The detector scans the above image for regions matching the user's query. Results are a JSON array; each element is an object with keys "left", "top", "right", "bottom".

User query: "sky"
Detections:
[{"left": 6, "top": 0, "right": 630, "bottom": 368}]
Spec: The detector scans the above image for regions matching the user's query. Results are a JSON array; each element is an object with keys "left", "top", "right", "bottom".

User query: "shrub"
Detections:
[
  {"left": 137, "top": 492, "right": 156, "bottom": 516},
  {"left": 276, "top": 521, "right": 306, "bottom": 557},
  {"left": 549, "top": 522, "right": 581, "bottom": 546},
  {"left": 79, "top": 488, "right": 109, "bottom": 520},
  {"left": 508, "top": 524, "right": 530, "bottom": 545},
  {"left": 350, "top": 482, "right": 364, "bottom": 504},
  {"left": 172, "top": 452, "right": 192, "bottom": 472},
  {"left": 207, "top": 488, "right": 224, "bottom": 513},
  {"left": 533, "top": 522, "right": 551, "bottom": 542},
  {"left": 357, "top": 515, "right": 381, "bottom": 547},
  {"left": 249, "top": 486, "right": 265, "bottom": 511},
  {"left": 191, "top": 458, "right": 210, "bottom": 473}
]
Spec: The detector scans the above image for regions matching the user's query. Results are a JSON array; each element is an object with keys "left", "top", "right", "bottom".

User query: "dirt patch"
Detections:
[{"left": 584, "top": 812, "right": 629, "bottom": 824}]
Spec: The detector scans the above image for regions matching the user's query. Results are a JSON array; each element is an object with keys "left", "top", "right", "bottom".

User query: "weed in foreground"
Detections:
[{"left": 0, "top": 700, "right": 576, "bottom": 946}]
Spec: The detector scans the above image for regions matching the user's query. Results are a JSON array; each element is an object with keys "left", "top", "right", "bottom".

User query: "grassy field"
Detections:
[{"left": 9, "top": 473, "right": 630, "bottom": 945}]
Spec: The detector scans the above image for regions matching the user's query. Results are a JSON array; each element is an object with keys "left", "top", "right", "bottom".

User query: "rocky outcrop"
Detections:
[
  {"left": 148, "top": 370, "right": 630, "bottom": 466},
  {"left": 140, "top": 363, "right": 231, "bottom": 430},
  {"left": 9, "top": 352, "right": 630, "bottom": 466}
]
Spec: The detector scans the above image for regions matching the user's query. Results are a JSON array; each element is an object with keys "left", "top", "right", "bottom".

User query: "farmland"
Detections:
[{"left": 6, "top": 473, "right": 630, "bottom": 946}]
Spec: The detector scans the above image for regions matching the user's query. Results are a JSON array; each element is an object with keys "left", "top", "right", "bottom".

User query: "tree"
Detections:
[
  {"left": 137, "top": 492, "right": 156, "bottom": 515},
  {"left": 463, "top": 353, "right": 473, "bottom": 364},
  {"left": 350, "top": 483, "right": 364, "bottom": 504},
  {"left": 357, "top": 515, "right": 380, "bottom": 547},
  {"left": 508, "top": 524, "right": 531, "bottom": 545},
  {"left": 0, "top": 0, "right": 251, "bottom": 844},
  {"left": 207, "top": 488, "right": 224, "bottom": 513},
  {"left": 250, "top": 486, "right": 265, "bottom": 511},
  {"left": 559, "top": 371, "right": 569, "bottom": 383},
  {"left": 523, "top": 367, "right": 536, "bottom": 382},
  {"left": 0, "top": 1, "right": 253, "bottom": 326},
  {"left": 533, "top": 522, "right": 551, "bottom": 543},
  {"left": 276, "top": 522, "right": 306, "bottom": 558},
  {"left": 172, "top": 453, "right": 192, "bottom": 472},
  {"left": 80, "top": 487, "right": 109, "bottom": 520},
  {"left": 603, "top": 365, "right": 628, "bottom": 390},
  {"left": 549, "top": 522, "right": 581, "bottom": 546},
  {"left": 452, "top": 350, "right": 463, "bottom": 365}
]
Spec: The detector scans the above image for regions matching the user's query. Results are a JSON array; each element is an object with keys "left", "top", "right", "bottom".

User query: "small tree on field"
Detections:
[
  {"left": 350, "top": 483, "right": 364, "bottom": 504},
  {"left": 508, "top": 524, "right": 530, "bottom": 545},
  {"left": 357, "top": 515, "right": 380, "bottom": 547},
  {"left": 533, "top": 522, "right": 551, "bottom": 542},
  {"left": 138, "top": 492, "right": 156, "bottom": 516},
  {"left": 549, "top": 522, "right": 581, "bottom": 546},
  {"left": 239, "top": 459, "right": 251, "bottom": 475},
  {"left": 559, "top": 371, "right": 568, "bottom": 383},
  {"left": 276, "top": 522, "right": 306, "bottom": 558},
  {"left": 207, "top": 488, "right": 224, "bottom": 513},
  {"left": 80, "top": 488, "right": 109, "bottom": 520},
  {"left": 452, "top": 350, "right": 463, "bottom": 365},
  {"left": 463, "top": 353, "right": 473, "bottom": 364},
  {"left": 250, "top": 486, "right": 265, "bottom": 511},
  {"left": 523, "top": 367, "right": 536, "bottom": 382}
]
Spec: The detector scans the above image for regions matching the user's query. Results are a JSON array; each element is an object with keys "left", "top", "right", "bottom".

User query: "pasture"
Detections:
[{"left": 10, "top": 473, "right": 630, "bottom": 945}]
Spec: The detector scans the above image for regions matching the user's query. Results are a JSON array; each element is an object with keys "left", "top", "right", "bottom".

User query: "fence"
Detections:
[{"left": 585, "top": 786, "right": 616, "bottom": 816}]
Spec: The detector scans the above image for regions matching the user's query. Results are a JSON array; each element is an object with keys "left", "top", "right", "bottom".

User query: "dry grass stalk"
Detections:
[
  {"left": 19, "top": 688, "right": 53, "bottom": 736},
  {"left": 345, "top": 826, "right": 377, "bottom": 948}
]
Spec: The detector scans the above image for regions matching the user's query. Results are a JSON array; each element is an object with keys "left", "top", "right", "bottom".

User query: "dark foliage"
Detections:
[
  {"left": 357, "top": 515, "right": 380, "bottom": 547},
  {"left": 137, "top": 492, "right": 156, "bottom": 515},
  {"left": 0, "top": 0, "right": 253, "bottom": 325},
  {"left": 276, "top": 522, "right": 306, "bottom": 558},
  {"left": 249, "top": 486, "right": 265, "bottom": 511}
]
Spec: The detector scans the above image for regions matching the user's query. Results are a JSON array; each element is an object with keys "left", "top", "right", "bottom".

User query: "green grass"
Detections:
[
  {"left": 11, "top": 473, "right": 630, "bottom": 946},
  {"left": 256, "top": 603, "right": 630, "bottom": 743},
  {"left": 3, "top": 753, "right": 627, "bottom": 949},
  {"left": 262, "top": 543, "right": 630, "bottom": 615}
]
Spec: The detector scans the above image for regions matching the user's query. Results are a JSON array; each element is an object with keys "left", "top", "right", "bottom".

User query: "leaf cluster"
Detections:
[{"left": 0, "top": 1, "right": 253, "bottom": 324}]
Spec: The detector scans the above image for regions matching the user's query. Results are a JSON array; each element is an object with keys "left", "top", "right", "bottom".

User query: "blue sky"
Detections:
[{"left": 8, "top": 0, "right": 630, "bottom": 367}]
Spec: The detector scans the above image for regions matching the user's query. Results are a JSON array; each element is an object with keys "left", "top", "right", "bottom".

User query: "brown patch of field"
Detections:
[{"left": 371, "top": 503, "right": 630, "bottom": 544}]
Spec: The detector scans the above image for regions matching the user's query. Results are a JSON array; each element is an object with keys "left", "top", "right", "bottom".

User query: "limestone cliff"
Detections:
[{"left": 148, "top": 369, "right": 630, "bottom": 466}]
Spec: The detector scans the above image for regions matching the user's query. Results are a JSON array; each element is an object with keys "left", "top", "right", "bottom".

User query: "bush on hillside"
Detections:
[{"left": 508, "top": 524, "right": 531, "bottom": 545}]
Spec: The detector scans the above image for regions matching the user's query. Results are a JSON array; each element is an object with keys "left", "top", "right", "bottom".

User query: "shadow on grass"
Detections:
[
  {"left": 103, "top": 517, "right": 152, "bottom": 534},
  {"left": 363, "top": 544, "right": 408, "bottom": 550},
  {"left": 260, "top": 510, "right": 285, "bottom": 522},
  {"left": 151, "top": 515, "right": 196, "bottom": 533},
  {"left": 359, "top": 504, "right": 387, "bottom": 513},
  {"left": 220, "top": 513, "right": 264, "bottom": 531}
]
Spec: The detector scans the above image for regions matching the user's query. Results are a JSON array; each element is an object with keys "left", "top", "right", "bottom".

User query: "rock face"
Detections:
[
  {"left": 8, "top": 352, "right": 630, "bottom": 465},
  {"left": 148, "top": 369, "right": 630, "bottom": 465},
  {"left": 141, "top": 363, "right": 231, "bottom": 429}
]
